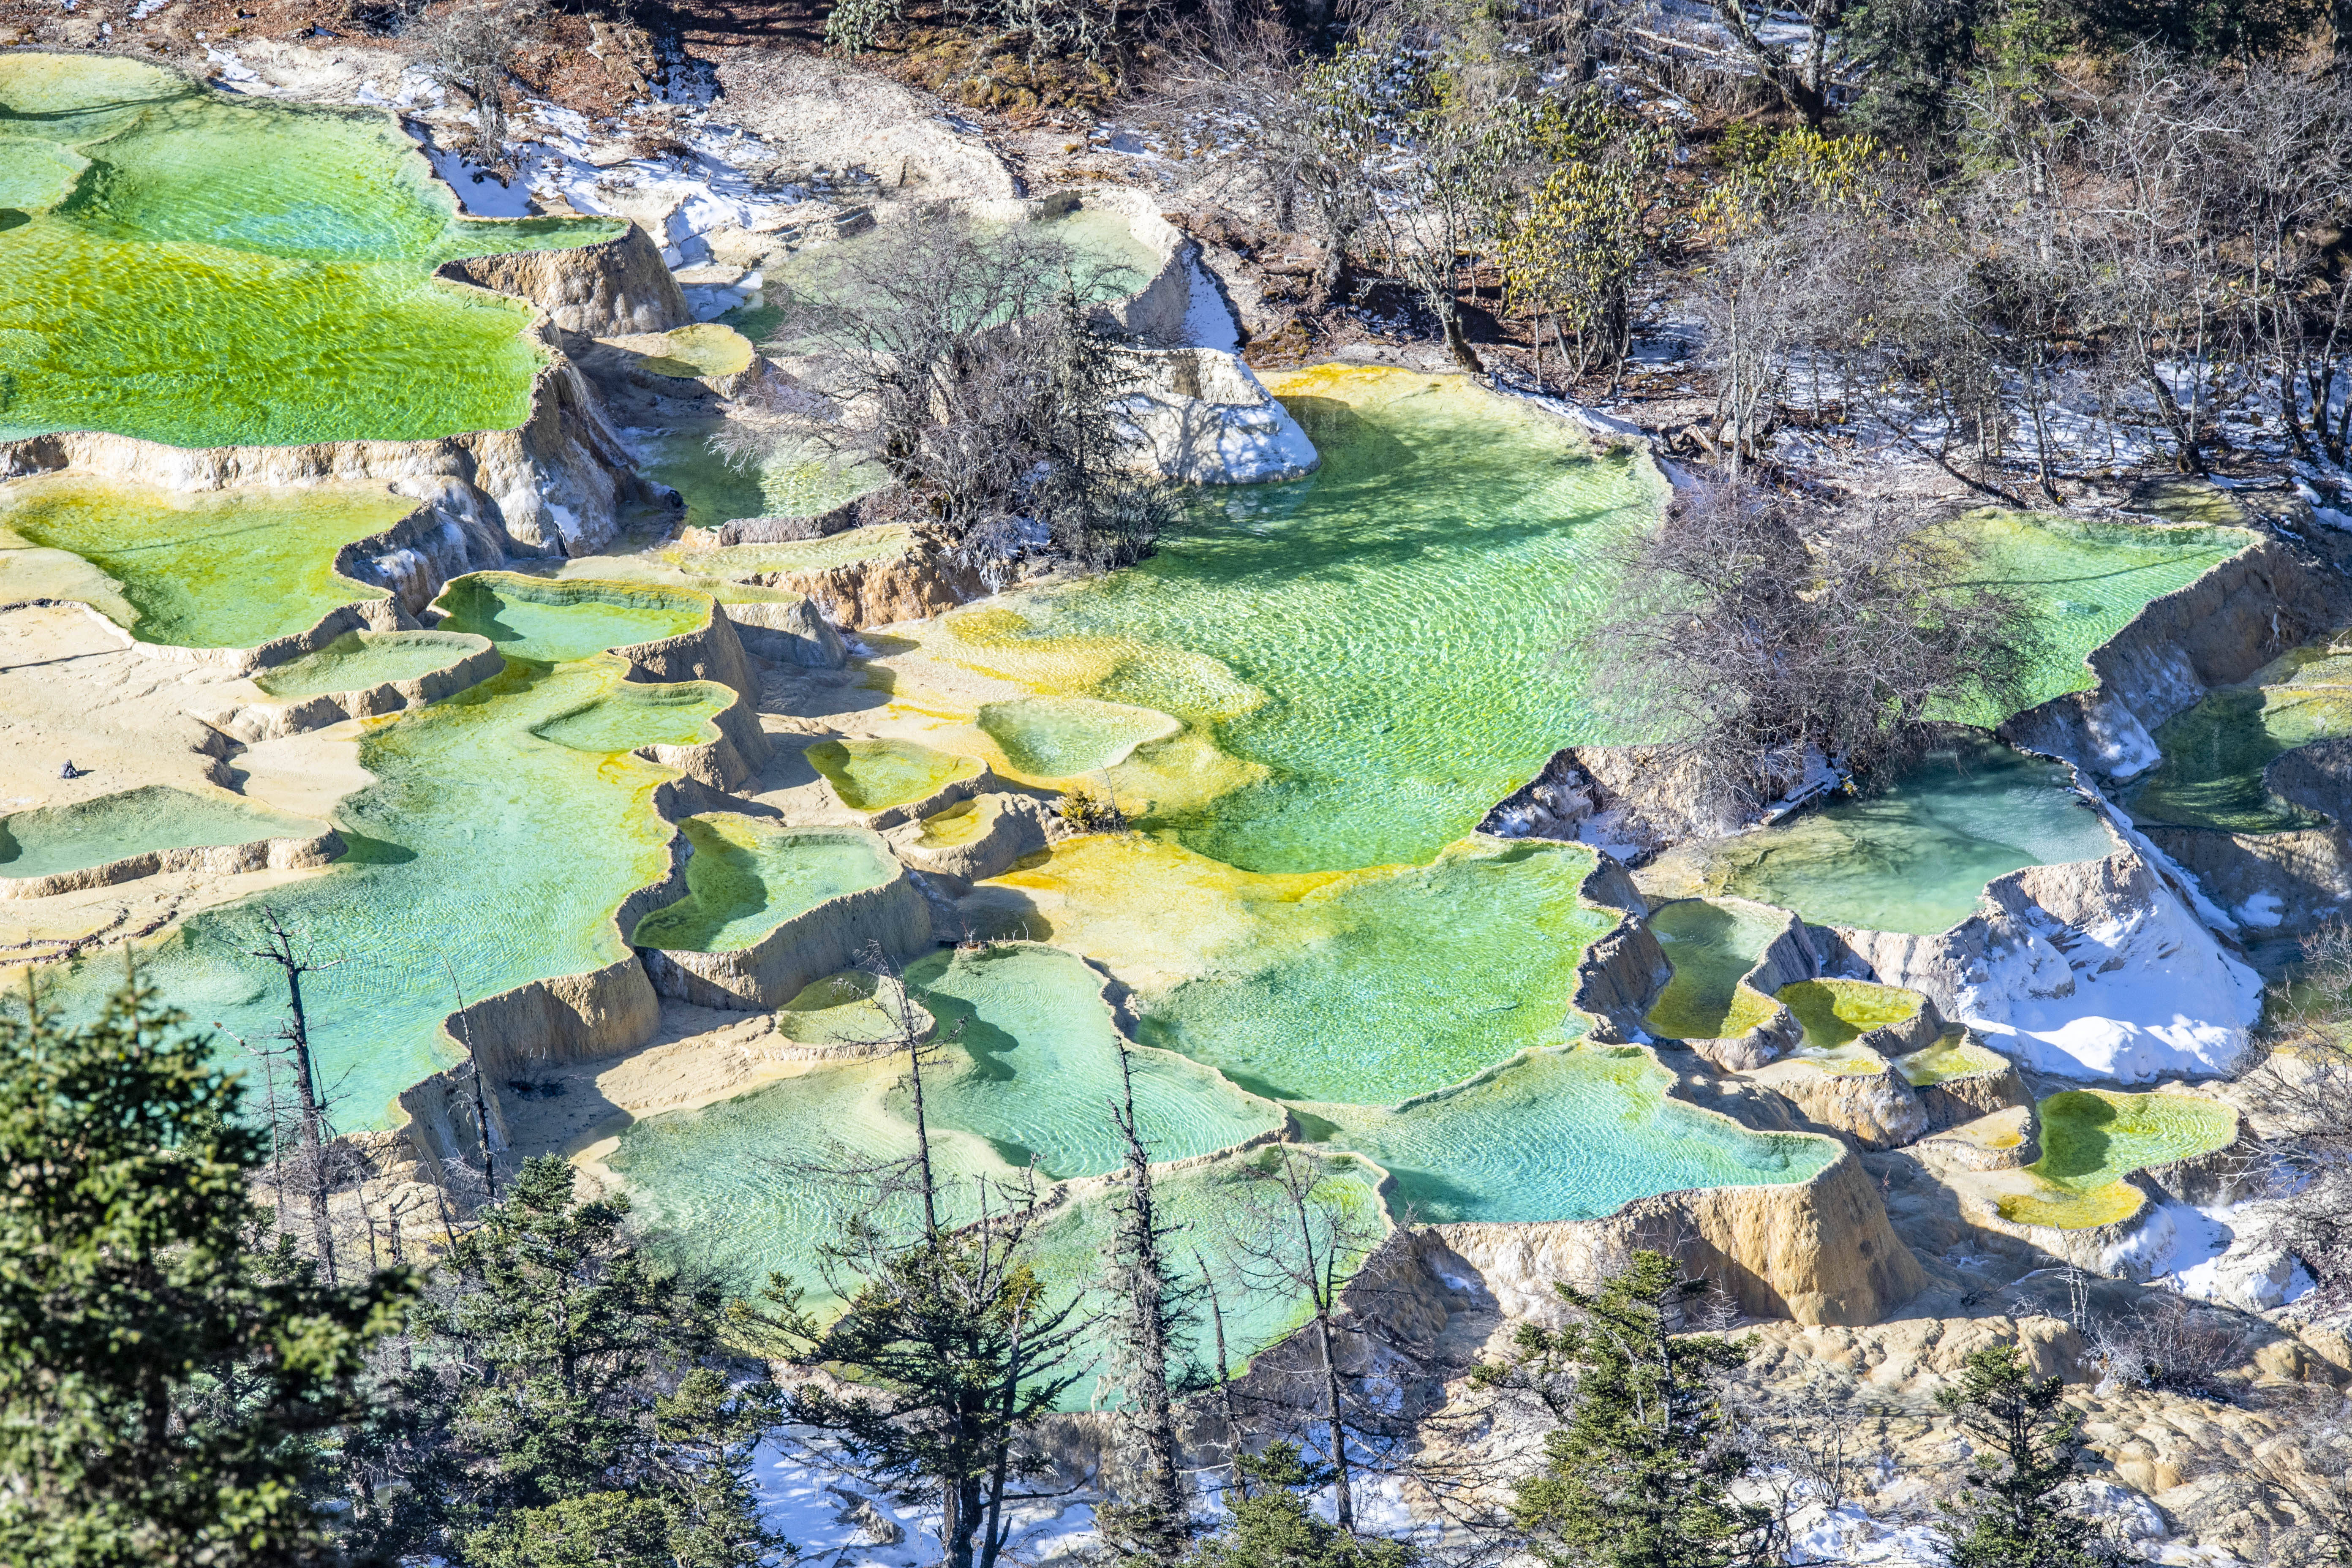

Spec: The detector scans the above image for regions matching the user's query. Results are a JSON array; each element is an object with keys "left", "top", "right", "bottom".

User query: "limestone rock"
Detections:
[
  {"left": 885, "top": 793, "right": 1053, "bottom": 885},
  {"left": 720, "top": 597, "right": 848, "bottom": 669},
  {"left": 1751, "top": 1057, "right": 1930, "bottom": 1152},
  {"left": 639, "top": 855, "right": 933, "bottom": 1011},
  {"left": 1433, "top": 1146, "right": 1925, "bottom": 1326},
  {"left": 747, "top": 531, "right": 990, "bottom": 630},
  {"left": 1837, "top": 845, "right": 2263, "bottom": 1082},
  {"left": 1914, "top": 1104, "right": 2040, "bottom": 1171},
  {"left": 433, "top": 221, "right": 686, "bottom": 337},
  {"left": 2003, "top": 538, "right": 2351, "bottom": 777},
  {"left": 1114, "top": 346, "right": 1319, "bottom": 484}
]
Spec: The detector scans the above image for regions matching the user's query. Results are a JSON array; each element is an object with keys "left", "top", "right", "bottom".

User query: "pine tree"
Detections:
[
  {"left": 1936, "top": 1344, "right": 2113, "bottom": 1568},
  {"left": 339, "top": 1154, "right": 788, "bottom": 1568},
  {"left": 0, "top": 971, "right": 407, "bottom": 1567},
  {"left": 1480, "top": 1250, "right": 1769, "bottom": 1568},
  {"left": 1180, "top": 1443, "right": 1420, "bottom": 1568}
]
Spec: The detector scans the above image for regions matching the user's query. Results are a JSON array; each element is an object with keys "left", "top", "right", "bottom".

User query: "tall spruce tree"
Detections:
[
  {"left": 0, "top": 972, "right": 407, "bottom": 1568},
  {"left": 1480, "top": 1250, "right": 1769, "bottom": 1568},
  {"left": 1936, "top": 1345, "right": 2112, "bottom": 1568},
  {"left": 333, "top": 1154, "right": 788, "bottom": 1568}
]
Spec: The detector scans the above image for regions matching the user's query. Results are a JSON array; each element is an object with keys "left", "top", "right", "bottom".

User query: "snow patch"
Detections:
[{"left": 1959, "top": 889, "right": 2264, "bottom": 1081}]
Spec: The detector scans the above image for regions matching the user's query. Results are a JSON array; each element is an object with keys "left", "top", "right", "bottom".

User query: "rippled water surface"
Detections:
[
  {"left": 0, "top": 474, "right": 412, "bottom": 646},
  {"left": 0, "top": 52, "right": 618, "bottom": 447}
]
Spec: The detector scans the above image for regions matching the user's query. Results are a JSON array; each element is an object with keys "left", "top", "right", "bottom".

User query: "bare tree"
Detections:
[
  {"left": 245, "top": 906, "right": 346, "bottom": 1284},
  {"left": 1094, "top": 1041, "right": 1196, "bottom": 1560},
  {"left": 408, "top": 0, "right": 544, "bottom": 163},
  {"left": 738, "top": 214, "right": 1181, "bottom": 580},
  {"left": 1582, "top": 481, "right": 2044, "bottom": 828},
  {"left": 2248, "top": 918, "right": 2352, "bottom": 1308},
  {"left": 753, "top": 944, "right": 1086, "bottom": 1568},
  {"left": 1214, "top": 1146, "right": 1388, "bottom": 1534}
]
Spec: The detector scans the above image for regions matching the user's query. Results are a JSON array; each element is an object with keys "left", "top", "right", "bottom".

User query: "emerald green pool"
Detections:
[
  {"left": 1658, "top": 737, "right": 2114, "bottom": 935},
  {"left": 434, "top": 573, "right": 710, "bottom": 663},
  {"left": 977, "top": 695, "right": 1181, "bottom": 778},
  {"left": 0, "top": 52, "right": 620, "bottom": 449},
  {"left": 1998, "top": 1088, "right": 2237, "bottom": 1230},
  {"left": 931, "top": 367, "right": 1662, "bottom": 873},
  {"left": 1301, "top": 1045, "right": 1833, "bottom": 1224},
  {"left": 531, "top": 683, "right": 735, "bottom": 755},
  {"left": 608, "top": 944, "right": 1290, "bottom": 1298},
  {"left": 1642, "top": 898, "right": 1786, "bottom": 1042},
  {"left": 631, "top": 817, "right": 898, "bottom": 953},
  {"left": 1130, "top": 836, "right": 1620, "bottom": 1103},
  {"left": 0, "top": 474, "right": 412, "bottom": 648},
  {"left": 1778, "top": 978, "right": 1922, "bottom": 1051},
  {"left": 1932, "top": 510, "right": 2253, "bottom": 722},
  {"left": 0, "top": 784, "right": 321, "bottom": 879},
  {"left": 806, "top": 738, "right": 983, "bottom": 812},
  {"left": 2123, "top": 684, "right": 2352, "bottom": 834},
  {"left": 27, "top": 580, "right": 740, "bottom": 1124},
  {"left": 254, "top": 630, "right": 487, "bottom": 697}
]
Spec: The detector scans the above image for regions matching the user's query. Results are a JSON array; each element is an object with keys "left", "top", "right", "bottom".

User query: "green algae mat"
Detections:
[
  {"left": 631, "top": 817, "right": 898, "bottom": 953},
  {"left": 1780, "top": 977, "right": 1921, "bottom": 1051},
  {"left": 806, "top": 737, "right": 982, "bottom": 812},
  {"left": 1298, "top": 1045, "right": 1833, "bottom": 1225},
  {"left": 256, "top": 630, "right": 485, "bottom": 697},
  {"left": 0, "top": 473, "right": 411, "bottom": 647},
  {"left": 0, "top": 52, "right": 620, "bottom": 448},
  {"left": 930, "top": 367, "right": 1666, "bottom": 873},
  {"left": 1997, "top": 1088, "right": 2237, "bottom": 1229},
  {"left": 2121, "top": 640, "right": 2352, "bottom": 833},
  {"left": 1933, "top": 510, "right": 2254, "bottom": 723},
  {"left": 1642, "top": 898, "right": 1786, "bottom": 1042}
]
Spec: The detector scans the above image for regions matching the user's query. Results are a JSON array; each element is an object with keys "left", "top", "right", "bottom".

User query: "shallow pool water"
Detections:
[
  {"left": 434, "top": 573, "right": 710, "bottom": 663},
  {"left": 1659, "top": 737, "right": 2113, "bottom": 934},
  {"left": 1931, "top": 511, "right": 2253, "bottom": 722},
  {"left": 1127, "top": 836, "right": 1621, "bottom": 1103},
  {"left": 254, "top": 630, "right": 487, "bottom": 697},
  {"left": 0, "top": 474, "right": 411, "bottom": 647},
  {"left": 664, "top": 525, "right": 912, "bottom": 580},
  {"left": 531, "top": 682, "right": 734, "bottom": 754},
  {"left": 2029, "top": 1088, "right": 2237, "bottom": 1192},
  {"left": 1997, "top": 1088, "right": 2238, "bottom": 1230},
  {"left": 1303, "top": 1045, "right": 1832, "bottom": 1224},
  {"left": 0, "top": 52, "right": 620, "bottom": 448},
  {"left": 23, "top": 579, "right": 747, "bottom": 1124},
  {"left": 977, "top": 695, "right": 1181, "bottom": 779},
  {"left": 1894, "top": 1032, "right": 2005, "bottom": 1086},
  {"left": 1642, "top": 898, "right": 1787, "bottom": 1041},
  {"left": 0, "top": 784, "right": 322, "bottom": 879},
  {"left": 633, "top": 426, "right": 874, "bottom": 532},
  {"left": 632, "top": 817, "right": 899, "bottom": 953},
  {"left": 906, "top": 944, "right": 1283, "bottom": 1179},
  {"left": 1778, "top": 978, "right": 1921, "bottom": 1051},
  {"left": 1015, "top": 1145, "right": 1388, "bottom": 1400},
  {"left": 805, "top": 738, "right": 982, "bottom": 812},
  {"left": 2123, "top": 684, "right": 2352, "bottom": 834},
  {"left": 607, "top": 946, "right": 1293, "bottom": 1304},
  {"left": 925, "top": 368, "right": 1663, "bottom": 873}
]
